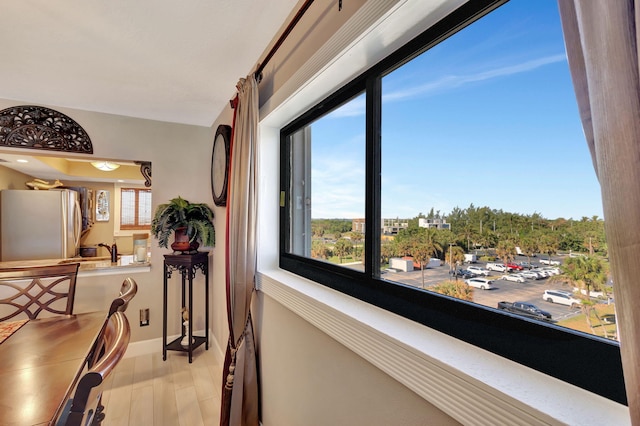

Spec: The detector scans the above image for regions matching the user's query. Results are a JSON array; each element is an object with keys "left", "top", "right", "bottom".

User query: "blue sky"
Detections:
[{"left": 310, "top": 0, "right": 603, "bottom": 221}]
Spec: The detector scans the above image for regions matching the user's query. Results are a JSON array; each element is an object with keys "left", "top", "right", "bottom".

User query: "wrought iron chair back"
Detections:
[{"left": 0, "top": 263, "right": 79, "bottom": 322}]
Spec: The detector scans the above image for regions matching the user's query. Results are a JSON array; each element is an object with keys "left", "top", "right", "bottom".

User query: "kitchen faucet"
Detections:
[{"left": 98, "top": 242, "right": 118, "bottom": 263}]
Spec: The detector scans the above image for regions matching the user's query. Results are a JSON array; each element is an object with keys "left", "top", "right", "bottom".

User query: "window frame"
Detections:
[
  {"left": 279, "top": 0, "right": 626, "bottom": 404},
  {"left": 118, "top": 186, "right": 153, "bottom": 231},
  {"left": 116, "top": 185, "right": 152, "bottom": 233}
]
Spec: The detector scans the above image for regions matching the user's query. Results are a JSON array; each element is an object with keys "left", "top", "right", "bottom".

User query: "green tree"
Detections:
[
  {"left": 311, "top": 240, "right": 331, "bottom": 260},
  {"left": 380, "top": 239, "right": 398, "bottom": 267},
  {"left": 538, "top": 234, "right": 559, "bottom": 262},
  {"left": 312, "top": 224, "right": 326, "bottom": 238},
  {"left": 445, "top": 245, "right": 465, "bottom": 279},
  {"left": 553, "top": 256, "right": 610, "bottom": 337},
  {"left": 333, "top": 238, "right": 353, "bottom": 263},
  {"left": 408, "top": 228, "right": 442, "bottom": 288},
  {"left": 495, "top": 240, "right": 517, "bottom": 269},
  {"left": 583, "top": 231, "right": 599, "bottom": 256},
  {"left": 518, "top": 236, "right": 538, "bottom": 267},
  {"left": 349, "top": 231, "right": 364, "bottom": 262},
  {"left": 430, "top": 279, "right": 473, "bottom": 301}
]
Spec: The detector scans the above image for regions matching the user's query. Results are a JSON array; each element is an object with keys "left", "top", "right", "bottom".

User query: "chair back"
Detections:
[
  {"left": 89, "top": 278, "right": 138, "bottom": 369},
  {"left": 0, "top": 263, "right": 79, "bottom": 321},
  {"left": 56, "top": 312, "right": 130, "bottom": 426},
  {"left": 108, "top": 277, "right": 138, "bottom": 316}
]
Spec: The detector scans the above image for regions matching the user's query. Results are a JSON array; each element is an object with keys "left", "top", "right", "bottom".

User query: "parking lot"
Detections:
[{"left": 383, "top": 256, "right": 582, "bottom": 322}]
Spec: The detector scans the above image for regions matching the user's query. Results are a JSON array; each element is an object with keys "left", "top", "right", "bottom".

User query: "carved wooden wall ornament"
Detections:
[
  {"left": 0, "top": 105, "right": 93, "bottom": 153},
  {"left": 135, "top": 161, "right": 152, "bottom": 187}
]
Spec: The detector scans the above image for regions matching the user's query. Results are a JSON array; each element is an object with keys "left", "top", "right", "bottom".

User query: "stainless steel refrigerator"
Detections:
[{"left": 0, "top": 189, "right": 82, "bottom": 261}]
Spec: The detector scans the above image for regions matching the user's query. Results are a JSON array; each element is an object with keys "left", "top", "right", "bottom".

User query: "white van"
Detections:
[
  {"left": 542, "top": 290, "right": 581, "bottom": 308},
  {"left": 466, "top": 266, "right": 490, "bottom": 276},
  {"left": 486, "top": 263, "right": 510, "bottom": 272},
  {"left": 465, "top": 278, "right": 494, "bottom": 290}
]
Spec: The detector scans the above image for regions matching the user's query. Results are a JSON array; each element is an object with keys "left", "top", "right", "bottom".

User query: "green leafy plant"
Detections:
[{"left": 151, "top": 196, "right": 215, "bottom": 248}]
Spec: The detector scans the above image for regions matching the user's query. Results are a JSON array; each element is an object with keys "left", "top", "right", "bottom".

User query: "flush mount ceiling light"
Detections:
[{"left": 91, "top": 161, "right": 120, "bottom": 171}]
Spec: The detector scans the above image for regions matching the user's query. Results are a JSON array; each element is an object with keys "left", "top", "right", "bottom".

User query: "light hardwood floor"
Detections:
[{"left": 101, "top": 348, "right": 222, "bottom": 425}]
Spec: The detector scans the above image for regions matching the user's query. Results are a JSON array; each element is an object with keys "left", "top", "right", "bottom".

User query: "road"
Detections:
[{"left": 383, "top": 256, "right": 581, "bottom": 322}]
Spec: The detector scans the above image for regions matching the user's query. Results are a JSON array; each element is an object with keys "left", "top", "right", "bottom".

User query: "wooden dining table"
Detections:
[{"left": 0, "top": 311, "right": 107, "bottom": 425}]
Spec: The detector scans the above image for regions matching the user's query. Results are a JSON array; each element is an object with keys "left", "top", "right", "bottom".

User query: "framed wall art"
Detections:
[{"left": 96, "top": 190, "right": 110, "bottom": 221}]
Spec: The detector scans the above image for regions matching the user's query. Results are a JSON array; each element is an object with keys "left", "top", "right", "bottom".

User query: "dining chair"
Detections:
[
  {"left": 55, "top": 311, "right": 131, "bottom": 426},
  {"left": 108, "top": 277, "right": 138, "bottom": 316},
  {"left": 88, "top": 277, "right": 138, "bottom": 370},
  {"left": 0, "top": 263, "right": 80, "bottom": 322}
]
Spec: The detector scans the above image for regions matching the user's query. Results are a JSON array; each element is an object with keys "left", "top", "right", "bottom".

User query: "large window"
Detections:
[
  {"left": 281, "top": 0, "right": 625, "bottom": 404},
  {"left": 287, "top": 93, "right": 366, "bottom": 271}
]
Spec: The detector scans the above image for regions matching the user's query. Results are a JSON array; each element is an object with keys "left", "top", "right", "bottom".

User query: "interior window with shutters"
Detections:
[{"left": 120, "top": 188, "right": 152, "bottom": 230}]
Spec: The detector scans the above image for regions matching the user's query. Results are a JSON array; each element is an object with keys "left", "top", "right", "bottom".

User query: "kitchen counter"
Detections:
[{"left": 0, "top": 255, "right": 151, "bottom": 275}]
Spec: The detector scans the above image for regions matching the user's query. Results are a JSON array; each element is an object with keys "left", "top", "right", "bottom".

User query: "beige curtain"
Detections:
[
  {"left": 220, "top": 75, "right": 259, "bottom": 426},
  {"left": 559, "top": 0, "right": 640, "bottom": 422}
]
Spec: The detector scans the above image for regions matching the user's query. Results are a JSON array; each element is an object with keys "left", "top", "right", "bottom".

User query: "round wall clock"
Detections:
[{"left": 211, "top": 124, "right": 231, "bottom": 206}]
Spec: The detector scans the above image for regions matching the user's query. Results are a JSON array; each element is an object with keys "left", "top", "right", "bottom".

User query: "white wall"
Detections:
[
  {"left": 0, "top": 97, "right": 224, "bottom": 344},
  {"left": 255, "top": 293, "right": 459, "bottom": 426}
]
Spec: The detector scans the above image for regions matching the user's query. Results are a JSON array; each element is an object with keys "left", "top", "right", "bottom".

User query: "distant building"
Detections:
[
  {"left": 352, "top": 218, "right": 365, "bottom": 233},
  {"left": 352, "top": 217, "right": 449, "bottom": 235},
  {"left": 382, "top": 218, "right": 409, "bottom": 235},
  {"left": 418, "top": 218, "right": 451, "bottom": 230},
  {"left": 352, "top": 218, "right": 410, "bottom": 235}
]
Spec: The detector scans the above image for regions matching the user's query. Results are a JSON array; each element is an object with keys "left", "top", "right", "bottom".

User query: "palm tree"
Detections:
[
  {"left": 349, "top": 231, "right": 364, "bottom": 262},
  {"left": 538, "top": 234, "right": 559, "bottom": 263},
  {"left": 552, "top": 256, "right": 610, "bottom": 337},
  {"left": 445, "top": 245, "right": 465, "bottom": 280},
  {"left": 495, "top": 240, "right": 517, "bottom": 269},
  {"left": 410, "top": 228, "right": 442, "bottom": 288},
  {"left": 460, "top": 221, "right": 475, "bottom": 252},
  {"left": 518, "top": 236, "right": 538, "bottom": 267}
]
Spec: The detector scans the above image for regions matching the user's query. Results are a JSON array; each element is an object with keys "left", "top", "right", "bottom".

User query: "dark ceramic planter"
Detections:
[{"left": 170, "top": 227, "right": 199, "bottom": 253}]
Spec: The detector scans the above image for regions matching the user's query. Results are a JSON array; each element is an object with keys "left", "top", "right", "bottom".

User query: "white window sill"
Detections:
[{"left": 257, "top": 269, "right": 629, "bottom": 426}]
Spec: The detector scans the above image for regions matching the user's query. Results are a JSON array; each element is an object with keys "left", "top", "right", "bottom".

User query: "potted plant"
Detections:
[{"left": 151, "top": 196, "right": 215, "bottom": 252}]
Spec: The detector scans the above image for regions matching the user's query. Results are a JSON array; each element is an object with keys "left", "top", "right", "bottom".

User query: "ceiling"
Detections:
[
  {"left": 0, "top": 0, "right": 300, "bottom": 127},
  {"left": 0, "top": 152, "right": 146, "bottom": 184},
  {"left": 0, "top": 1, "right": 301, "bottom": 183}
]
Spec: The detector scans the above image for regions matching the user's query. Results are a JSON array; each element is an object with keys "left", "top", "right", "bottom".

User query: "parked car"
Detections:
[
  {"left": 541, "top": 267, "right": 560, "bottom": 276},
  {"left": 532, "top": 269, "right": 549, "bottom": 278},
  {"left": 540, "top": 258, "right": 561, "bottom": 266},
  {"left": 466, "top": 265, "right": 490, "bottom": 276},
  {"left": 465, "top": 277, "right": 494, "bottom": 290},
  {"left": 486, "top": 263, "right": 511, "bottom": 272},
  {"left": 450, "top": 269, "right": 476, "bottom": 279},
  {"left": 502, "top": 273, "right": 525, "bottom": 283},
  {"left": 542, "top": 290, "right": 581, "bottom": 308},
  {"left": 497, "top": 301, "right": 553, "bottom": 321},
  {"left": 516, "top": 261, "right": 536, "bottom": 269},
  {"left": 520, "top": 270, "right": 541, "bottom": 280},
  {"left": 506, "top": 262, "right": 523, "bottom": 271}
]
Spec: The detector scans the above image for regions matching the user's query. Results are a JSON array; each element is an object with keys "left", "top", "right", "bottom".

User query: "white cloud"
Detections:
[
  {"left": 384, "top": 54, "right": 566, "bottom": 102},
  {"left": 320, "top": 54, "right": 567, "bottom": 119}
]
